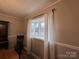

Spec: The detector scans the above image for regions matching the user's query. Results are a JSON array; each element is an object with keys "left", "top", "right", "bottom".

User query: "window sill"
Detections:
[{"left": 30, "top": 37, "right": 44, "bottom": 40}]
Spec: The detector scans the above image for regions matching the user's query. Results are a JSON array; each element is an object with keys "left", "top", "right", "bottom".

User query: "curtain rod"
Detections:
[
  {"left": 52, "top": 8, "right": 56, "bottom": 12},
  {"left": 34, "top": 8, "right": 56, "bottom": 18}
]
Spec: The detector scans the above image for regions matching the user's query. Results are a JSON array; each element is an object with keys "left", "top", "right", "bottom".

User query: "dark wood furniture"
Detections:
[{"left": 0, "top": 21, "right": 9, "bottom": 49}]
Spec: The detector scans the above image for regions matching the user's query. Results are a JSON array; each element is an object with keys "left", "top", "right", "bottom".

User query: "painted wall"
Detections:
[
  {"left": 0, "top": 13, "right": 25, "bottom": 49},
  {"left": 53, "top": 0, "right": 79, "bottom": 59},
  {"left": 54, "top": 0, "right": 79, "bottom": 46}
]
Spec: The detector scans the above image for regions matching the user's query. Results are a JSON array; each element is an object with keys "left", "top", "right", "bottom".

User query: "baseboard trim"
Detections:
[
  {"left": 31, "top": 52, "right": 40, "bottom": 59},
  {"left": 56, "top": 42, "right": 79, "bottom": 50},
  {"left": 24, "top": 47, "right": 41, "bottom": 59},
  {"left": 24, "top": 47, "right": 27, "bottom": 51}
]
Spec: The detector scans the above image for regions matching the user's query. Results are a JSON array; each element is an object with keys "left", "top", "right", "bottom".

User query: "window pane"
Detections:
[
  {"left": 35, "top": 22, "right": 39, "bottom": 36},
  {"left": 31, "top": 15, "right": 45, "bottom": 39},
  {"left": 31, "top": 22, "right": 35, "bottom": 36},
  {"left": 40, "top": 22, "right": 45, "bottom": 38}
]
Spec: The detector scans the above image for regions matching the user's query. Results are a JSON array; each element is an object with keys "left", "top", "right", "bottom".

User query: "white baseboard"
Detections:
[
  {"left": 24, "top": 47, "right": 27, "bottom": 51},
  {"left": 31, "top": 52, "right": 41, "bottom": 59},
  {"left": 24, "top": 47, "right": 40, "bottom": 59}
]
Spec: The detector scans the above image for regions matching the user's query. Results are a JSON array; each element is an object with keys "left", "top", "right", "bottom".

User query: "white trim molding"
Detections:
[
  {"left": 40, "top": 0, "right": 62, "bottom": 11},
  {"left": 24, "top": 47, "right": 40, "bottom": 59},
  {"left": 0, "top": 13, "right": 17, "bottom": 18},
  {"left": 24, "top": 47, "right": 27, "bottom": 51},
  {"left": 56, "top": 42, "right": 79, "bottom": 50},
  {"left": 31, "top": 52, "right": 41, "bottom": 59},
  {"left": 27, "top": 0, "right": 62, "bottom": 18}
]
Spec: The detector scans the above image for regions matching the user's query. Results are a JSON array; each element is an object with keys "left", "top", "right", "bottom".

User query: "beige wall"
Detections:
[
  {"left": 53, "top": 0, "right": 79, "bottom": 59},
  {"left": 0, "top": 13, "right": 25, "bottom": 49},
  {"left": 54, "top": 0, "right": 79, "bottom": 46}
]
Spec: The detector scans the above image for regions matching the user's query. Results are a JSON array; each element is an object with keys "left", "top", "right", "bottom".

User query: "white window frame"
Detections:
[{"left": 31, "top": 15, "right": 45, "bottom": 40}]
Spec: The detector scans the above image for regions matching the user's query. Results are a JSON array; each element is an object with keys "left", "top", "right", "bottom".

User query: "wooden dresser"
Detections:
[{"left": 0, "top": 21, "right": 9, "bottom": 49}]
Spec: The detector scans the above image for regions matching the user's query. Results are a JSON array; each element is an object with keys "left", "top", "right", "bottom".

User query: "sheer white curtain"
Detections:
[
  {"left": 27, "top": 19, "right": 32, "bottom": 54},
  {"left": 44, "top": 10, "right": 55, "bottom": 59},
  {"left": 48, "top": 11, "right": 55, "bottom": 59},
  {"left": 44, "top": 14, "right": 48, "bottom": 59}
]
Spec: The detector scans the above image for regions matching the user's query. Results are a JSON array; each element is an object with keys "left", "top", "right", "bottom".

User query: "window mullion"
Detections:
[{"left": 39, "top": 21, "right": 41, "bottom": 38}]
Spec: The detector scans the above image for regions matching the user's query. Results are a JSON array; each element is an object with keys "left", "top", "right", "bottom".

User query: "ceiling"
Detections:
[{"left": 0, "top": 0, "right": 56, "bottom": 17}]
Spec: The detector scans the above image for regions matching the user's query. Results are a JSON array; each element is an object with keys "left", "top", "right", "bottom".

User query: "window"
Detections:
[{"left": 31, "top": 16, "right": 45, "bottom": 39}]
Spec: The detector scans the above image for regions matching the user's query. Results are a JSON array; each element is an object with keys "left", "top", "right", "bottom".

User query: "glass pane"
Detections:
[
  {"left": 40, "top": 22, "right": 45, "bottom": 38},
  {"left": 35, "top": 22, "right": 39, "bottom": 36},
  {"left": 31, "top": 22, "right": 35, "bottom": 36},
  {"left": 31, "top": 15, "right": 45, "bottom": 39}
]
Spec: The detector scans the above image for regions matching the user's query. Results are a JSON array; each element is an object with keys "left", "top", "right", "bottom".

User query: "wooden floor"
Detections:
[
  {"left": 0, "top": 50, "right": 33, "bottom": 59},
  {"left": 16, "top": 49, "right": 36, "bottom": 59},
  {"left": 0, "top": 50, "right": 19, "bottom": 59},
  {"left": 20, "top": 50, "right": 33, "bottom": 59}
]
